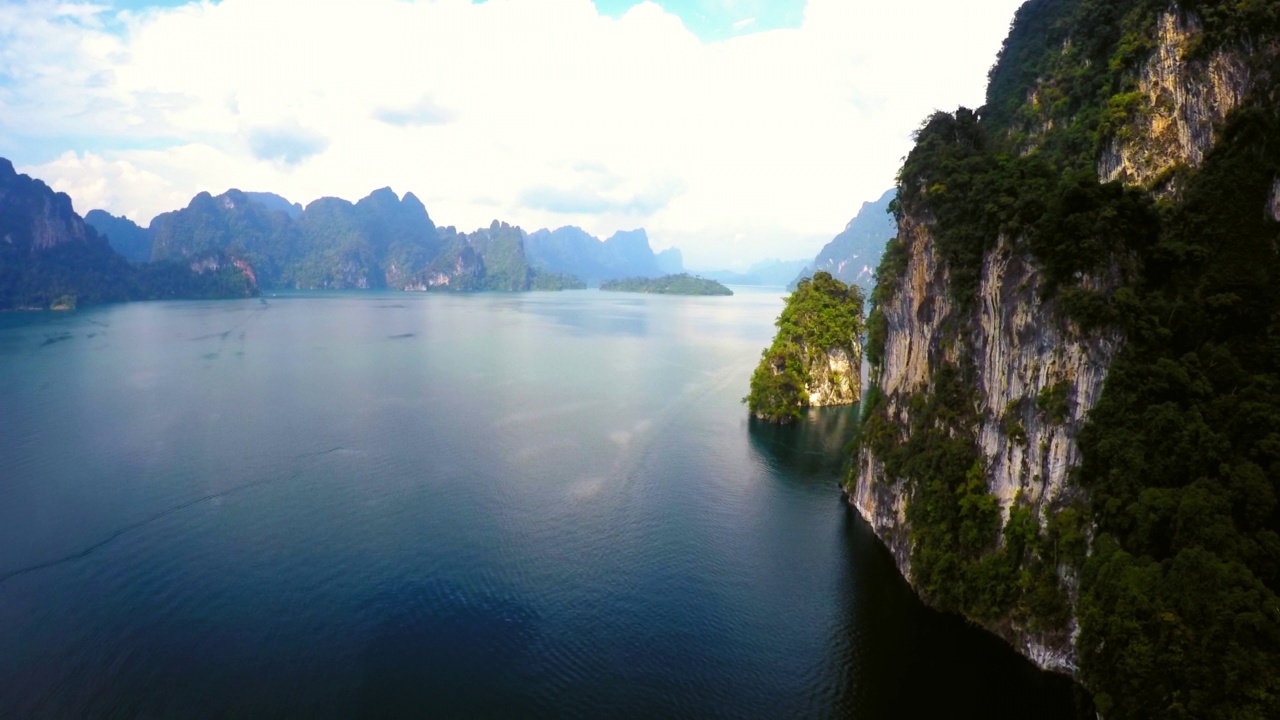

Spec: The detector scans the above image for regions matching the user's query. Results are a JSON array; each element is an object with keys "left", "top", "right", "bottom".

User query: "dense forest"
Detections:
[
  {"left": 856, "top": 1, "right": 1280, "bottom": 717},
  {"left": 599, "top": 273, "right": 732, "bottom": 295}
]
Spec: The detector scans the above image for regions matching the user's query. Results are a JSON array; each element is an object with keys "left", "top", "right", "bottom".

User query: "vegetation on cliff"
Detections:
[
  {"left": 859, "top": 1, "right": 1280, "bottom": 716},
  {"left": 746, "top": 272, "right": 863, "bottom": 423},
  {"left": 599, "top": 274, "right": 732, "bottom": 295}
]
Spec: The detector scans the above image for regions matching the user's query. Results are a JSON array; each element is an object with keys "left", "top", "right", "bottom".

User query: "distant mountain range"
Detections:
[
  {"left": 5, "top": 153, "right": 891, "bottom": 310},
  {"left": 524, "top": 226, "right": 683, "bottom": 284},
  {"left": 700, "top": 259, "right": 811, "bottom": 287},
  {"left": 85, "top": 188, "right": 679, "bottom": 293},
  {"left": 693, "top": 191, "right": 895, "bottom": 292},
  {"left": 791, "top": 189, "right": 896, "bottom": 295}
]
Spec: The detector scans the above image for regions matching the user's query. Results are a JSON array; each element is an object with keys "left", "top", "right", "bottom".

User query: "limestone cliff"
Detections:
[
  {"left": 1097, "top": 11, "right": 1251, "bottom": 190},
  {"left": 804, "top": 345, "right": 859, "bottom": 408},
  {"left": 849, "top": 1, "right": 1279, "bottom": 703},
  {"left": 852, "top": 199, "right": 1121, "bottom": 673}
]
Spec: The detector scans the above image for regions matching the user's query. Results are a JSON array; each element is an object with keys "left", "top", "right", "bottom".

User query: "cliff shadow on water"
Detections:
[
  {"left": 750, "top": 405, "right": 1094, "bottom": 719},
  {"left": 746, "top": 405, "right": 860, "bottom": 483},
  {"left": 833, "top": 510, "right": 1096, "bottom": 720}
]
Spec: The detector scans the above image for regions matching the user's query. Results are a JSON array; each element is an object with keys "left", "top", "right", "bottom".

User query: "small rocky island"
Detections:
[
  {"left": 599, "top": 273, "right": 732, "bottom": 295},
  {"left": 745, "top": 271, "right": 864, "bottom": 423}
]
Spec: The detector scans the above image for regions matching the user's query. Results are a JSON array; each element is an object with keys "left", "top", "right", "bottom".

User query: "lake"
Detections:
[{"left": 0, "top": 289, "right": 1087, "bottom": 717}]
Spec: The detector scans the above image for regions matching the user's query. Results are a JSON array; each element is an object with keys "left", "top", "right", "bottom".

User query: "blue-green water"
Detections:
[{"left": 0, "top": 290, "right": 1085, "bottom": 718}]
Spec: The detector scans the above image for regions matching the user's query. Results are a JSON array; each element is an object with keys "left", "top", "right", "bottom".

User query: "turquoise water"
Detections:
[{"left": 0, "top": 289, "right": 1086, "bottom": 717}]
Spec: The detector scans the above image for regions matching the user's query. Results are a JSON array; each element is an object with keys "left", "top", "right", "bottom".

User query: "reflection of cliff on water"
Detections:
[{"left": 747, "top": 405, "right": 859, "bottom": 481}]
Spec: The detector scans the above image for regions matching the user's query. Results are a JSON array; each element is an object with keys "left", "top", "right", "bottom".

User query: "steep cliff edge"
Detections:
[
  {"left": 851, "top": 1, "right": 1279, "bottom": 716},
  {"left": 747, "top": 272, "right": 863, "bottom": 423}
]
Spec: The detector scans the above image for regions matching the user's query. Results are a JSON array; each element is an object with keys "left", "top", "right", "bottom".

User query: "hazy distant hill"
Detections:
[
  {"left": 702, "top": 258, "right": 810, "bottom": 287},
  {"left": 792, "top": 189, "right": 896, "bottom": 294},
  {"left": 655, "top": 247, "right": 683, "bottom": 274},
  {"left": 84, "top": 210, "right": 152, "bottom": 263},
  {"left": 525, "top": 226, "right": 677, "bottom": 284}
]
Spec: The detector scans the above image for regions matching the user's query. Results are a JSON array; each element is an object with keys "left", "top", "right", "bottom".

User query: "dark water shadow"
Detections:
[
  {"left": 834, "top": 509, "right": 1095, "bottom": 719},
  {"left": 750, "top": 404, "right": 1094, "bottom": 719},
  {"left": 746, "top": 405, "right": 860, "bottom": 483},
  {"left": 351, "top": 578, "right": 545, "bottom": 719},
  {"left": 38, "top": 332, "right": 74, "bottom": 348}
]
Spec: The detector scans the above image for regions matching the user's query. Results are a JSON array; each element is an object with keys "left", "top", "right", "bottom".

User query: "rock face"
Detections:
[
  {"left": 805, "top": 346, "right": 859, "bottom": 407},
  {"left": 0, "top": 158, "right": 93, "bottom": 253},
  {"left": 850, "top": 3, "right": 1269, "bottom": 682},
  {"left": 1098, "top": 12, "right": 1250, "bottom": 189},
  {"left": 851, "top": 204, "right": 1120, "bottom": 673}
]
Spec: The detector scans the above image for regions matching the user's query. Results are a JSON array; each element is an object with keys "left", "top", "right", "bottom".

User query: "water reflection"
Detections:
[{"left": 746, "top": 405, "right": 859, "bottom": 482}]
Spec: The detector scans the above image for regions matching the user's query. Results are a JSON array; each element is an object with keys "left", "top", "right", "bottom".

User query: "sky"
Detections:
[{"left": 1, "top": 0, "right": 1026, "bottom": 269}]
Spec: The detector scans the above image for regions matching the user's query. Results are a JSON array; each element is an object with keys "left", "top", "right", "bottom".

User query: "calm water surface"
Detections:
[{"left": 0, "top": 289, "right": 1087, "bottom": 718}]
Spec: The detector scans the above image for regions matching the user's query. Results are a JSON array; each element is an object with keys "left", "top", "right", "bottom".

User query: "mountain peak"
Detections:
[
  {"left": 366, "top": 186, "right": 400, "bottom": 203},
  {"left": 400, "top": 191, "right": 428, "bottom": 218}
]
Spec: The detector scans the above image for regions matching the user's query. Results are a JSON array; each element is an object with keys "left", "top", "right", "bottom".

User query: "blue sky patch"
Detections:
[
  {"left": 592, "top": 0, "right": 804, "bottom": 40},
  {"left": 106, "top": 1, "right": 802, "bottom": 42}
]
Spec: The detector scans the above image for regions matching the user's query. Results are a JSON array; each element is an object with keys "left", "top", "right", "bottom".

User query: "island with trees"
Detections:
[
  {"left": 599, "top": 273, "right": 732, "bottom": 296},
  {"left": 744, "top": 271, "right": 863, "bottom": 422}
]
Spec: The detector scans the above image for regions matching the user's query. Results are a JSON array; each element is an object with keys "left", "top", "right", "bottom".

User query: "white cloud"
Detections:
[{"left": 7, "top": 0, "right": 1025, "bottom": 269}]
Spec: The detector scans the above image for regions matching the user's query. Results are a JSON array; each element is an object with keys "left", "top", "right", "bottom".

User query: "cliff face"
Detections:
[
  {"left": 852, "top": 203, "right": 1121, "bottom": 672},
  {"left": 1098, "top": 12, "right": 1251, "bottom": 189},
  {"left": 851, "top": 2, "right": 1272, "bottom": 685},
  {"left": 805, "top": 345, "right": 860, "bottom": 407},
  {"left": 0, "top": 159, "right": 93, "bottom": 253}
]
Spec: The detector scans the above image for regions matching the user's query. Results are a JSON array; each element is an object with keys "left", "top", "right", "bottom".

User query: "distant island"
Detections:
[{"left": 599, "top": 274, "right": 732, "bottom": 296}]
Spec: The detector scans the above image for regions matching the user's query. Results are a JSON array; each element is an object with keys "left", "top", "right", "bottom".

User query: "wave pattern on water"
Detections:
[
  {"left": 0, "top": 291, "right": 1088, "bottom": 718},
  {"left": 0, "top": 445, "right": 344, "bottom": 585}
]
